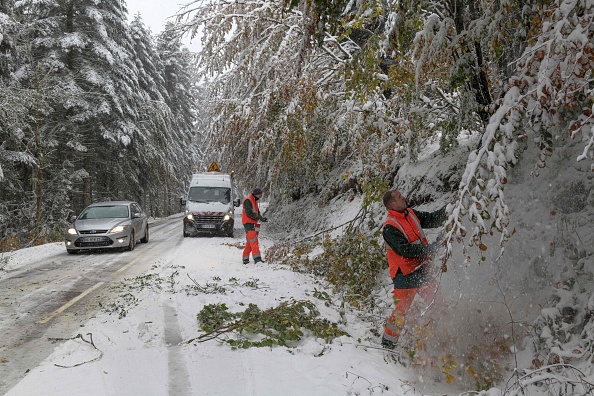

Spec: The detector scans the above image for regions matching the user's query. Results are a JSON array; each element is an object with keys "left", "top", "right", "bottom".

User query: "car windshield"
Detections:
[
  {"left": 78, "top": 205, "right": 129, "bottom": 219},
  {"left": 188, "top": 187, "right": 231, "bottom": 204}
]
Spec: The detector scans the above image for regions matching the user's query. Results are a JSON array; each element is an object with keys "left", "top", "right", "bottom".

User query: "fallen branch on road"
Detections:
[
  {"left": 47, "top": 333, "right": 103, "bottom": 368},
  {"left": 186, "top": 299, "right": 348, "bottom": 348}
]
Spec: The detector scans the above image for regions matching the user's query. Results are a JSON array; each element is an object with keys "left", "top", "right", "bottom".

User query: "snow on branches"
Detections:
[{"left": 442, "top": 0, "right": 594, "bottom": 265}]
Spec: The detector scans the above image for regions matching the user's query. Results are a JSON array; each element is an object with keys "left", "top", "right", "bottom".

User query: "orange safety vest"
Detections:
[
  {"left": 242, "top": 194, "right": 260, "bottom": 225},
  {"left": 384, "top": 209, "right": 429, "bottom": 278}
]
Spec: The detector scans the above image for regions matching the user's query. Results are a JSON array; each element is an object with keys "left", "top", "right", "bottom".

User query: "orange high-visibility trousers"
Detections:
[
  {"left": 242, "top": 230, "right": 261, "bottom": 262},
  {"left": 383, "top": 279, "right": 440, "bottom": 343}
]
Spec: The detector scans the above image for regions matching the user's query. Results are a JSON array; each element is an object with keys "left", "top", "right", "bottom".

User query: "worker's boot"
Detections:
[{"left": 381, "top": 335, "right": 398, "bottom": 350}]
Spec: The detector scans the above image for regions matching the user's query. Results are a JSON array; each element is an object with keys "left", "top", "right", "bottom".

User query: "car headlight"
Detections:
[
  {"left": 67, "top": 228, "right": 78, "bottom": 235},
  {"left": 110, "top": 225, "right": 129, "bottom": 233},
  {"left": 223, "top": 214, "right": 230, "bottom": 221},
  {"left": 187, "top": 213, "right": 194, "bottom": 220}
]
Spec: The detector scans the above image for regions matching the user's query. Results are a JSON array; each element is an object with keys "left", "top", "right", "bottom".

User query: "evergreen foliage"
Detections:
[{"left": 0, "top": 2, "right": 199, "bottom": 248}]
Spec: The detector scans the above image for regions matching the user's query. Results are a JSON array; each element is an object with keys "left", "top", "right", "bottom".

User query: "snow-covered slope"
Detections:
[{"left": 264, "top": 134, "right": 594, "bottom": 392}]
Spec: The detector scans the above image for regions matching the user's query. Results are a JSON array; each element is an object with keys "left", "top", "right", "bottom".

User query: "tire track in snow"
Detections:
[
  {"left": 163, "top": 300, "right": 192, "bottom": 396},
  {"left": 240, "top": 348, "right": 256, "bottom": 396}
]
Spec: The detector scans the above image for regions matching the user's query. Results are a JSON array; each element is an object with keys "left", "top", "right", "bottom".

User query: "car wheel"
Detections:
[
  {"left": 127, "top": 231, "right": 135, "bottom": 251},
  {"left": 227, "top": 230, "right": 234, "bottom": 238},
  {"left": 141, "top": 224, "right": 149, "bottom": 243}
]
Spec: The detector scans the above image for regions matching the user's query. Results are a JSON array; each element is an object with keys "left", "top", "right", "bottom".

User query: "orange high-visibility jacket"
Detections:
[
  {"left": 242, "top": 194, "right": 260, "bottom": 225},
  {"left": 384, "top": 209, "right": 429, "bottom": 278}
]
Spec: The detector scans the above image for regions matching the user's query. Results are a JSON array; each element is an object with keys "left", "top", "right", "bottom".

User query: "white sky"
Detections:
[{"left": 125, "top": 0, "right": 200, "bottom": 51}]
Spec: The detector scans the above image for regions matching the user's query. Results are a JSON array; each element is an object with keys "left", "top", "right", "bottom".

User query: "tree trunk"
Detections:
[
  {"left": 34, "top": 129, "right": 43, "bottom": 237},
  {"left": 452, "top": 0, "right": 493, "bottom": 121},
  {"left": 472, "top": 42, "right": 493, "bottom": 121},
  {"left": 83, "top": 156, "right": 91, "bottom": 208},
  {"left": 33, "top": 65, "right": 43, "bottom": 237},
  {"left": 163, "top": 184, "right": 168, "bottom": 217}
]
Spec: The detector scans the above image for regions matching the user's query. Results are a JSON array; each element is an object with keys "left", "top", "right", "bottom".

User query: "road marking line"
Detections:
[
  {"left": 37, "top": 235, "right": 165, "bottom": 325},
  {"left": 37, "top": 281, "right": 105, "bottom": 324},
  {"left": 115, "top": 257, "right": 141, "bottom": 275}
]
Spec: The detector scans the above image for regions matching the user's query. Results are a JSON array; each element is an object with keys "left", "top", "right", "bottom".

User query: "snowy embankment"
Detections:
[
  {"left": 262, "top": 131, "right": 594, "bottom": 394},
  {"left": 380, "top": 136, "right": 594, "bottom": 394}
]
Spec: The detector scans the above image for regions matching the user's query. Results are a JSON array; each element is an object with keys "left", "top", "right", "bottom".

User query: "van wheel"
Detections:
[
  {"left": 183, "top": 231, "right": 189, "bottom": 237},
  {"left": 227, "top": 230, "right": 234, "bottom": 237}
]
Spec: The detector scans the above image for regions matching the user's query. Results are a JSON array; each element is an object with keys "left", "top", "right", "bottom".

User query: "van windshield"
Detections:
[{"left": 188, "top": 187, "right": 231, "bottom": 204}]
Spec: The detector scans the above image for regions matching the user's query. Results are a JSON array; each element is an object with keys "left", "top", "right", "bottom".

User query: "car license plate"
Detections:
[
  {"left": 199, "top": 224, "right": 216, "bottom": 229},
  {"left": 84, "top": 237, "right": 104, "bottom": 242}
]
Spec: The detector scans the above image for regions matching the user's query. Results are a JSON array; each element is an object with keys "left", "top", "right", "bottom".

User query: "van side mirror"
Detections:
[
  {"left": 233, "top": 198, "right": 240, "bottom": 207},
  {"left": 70, "top": 215, "right": 77, "bottom": 223},
  {"left": 180, "top": 198, "right": 186, "bottom": 206}
]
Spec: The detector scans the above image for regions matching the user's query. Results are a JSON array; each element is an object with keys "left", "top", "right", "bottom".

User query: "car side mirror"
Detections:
[
  {"left": 180, "top": 198, "right": 186, "bottom": 206},
  {"left": 70, "top": 215, "right": 77, "bottom": 223},
  {"left": 133, "top": 212, "right": 141, "bottom": 219},
  {"left": 233, "top": 198, "right": 240, "bottom": 207}
]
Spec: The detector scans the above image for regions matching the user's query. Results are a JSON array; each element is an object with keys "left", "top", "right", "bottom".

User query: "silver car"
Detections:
[{"left": 65, "top": 201, "right": 149, "bottom": 254}]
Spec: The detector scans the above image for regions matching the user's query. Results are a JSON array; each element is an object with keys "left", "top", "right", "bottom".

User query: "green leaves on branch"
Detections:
[
  {"left": 274, "top": 232, "right": 385, "bottom": 308},
  {"left": 314, "top": 233, "right": 384, "bottom": 308},
  {"left": 193, "top": 300, "right": 347, "bottom": 348}
]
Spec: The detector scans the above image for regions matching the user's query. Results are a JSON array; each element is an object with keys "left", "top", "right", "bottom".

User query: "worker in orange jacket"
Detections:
[
  {"left": 381, "top": 189, "right": 446, "bottom": 349},
  {"left": 242, "top": 188, "right": 268, "bottom": 264}
]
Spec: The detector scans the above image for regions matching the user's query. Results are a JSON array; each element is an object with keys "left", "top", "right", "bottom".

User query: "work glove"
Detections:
[
  {"left": 429, "top": 233, "right": 445, "bottom": 253},
  {"left": 428, "top": 237, "right": 448, "bottom": 272},
  {"left": 427, "top": 241, "right": 439, "bottom": 254},
  {"left": 260, "top": 217, "right": 268, "bottom": 222},
  {"left": 433, "top": 230, "right": 445, "bottom": 244}
]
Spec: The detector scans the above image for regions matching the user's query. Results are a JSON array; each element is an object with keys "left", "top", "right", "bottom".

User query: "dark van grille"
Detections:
[{"left": 195, "top": 215, "right": 223, "bottom": 224}]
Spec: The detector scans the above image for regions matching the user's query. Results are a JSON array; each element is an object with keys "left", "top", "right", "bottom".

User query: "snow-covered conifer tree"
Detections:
[{"left": 153, "top": 23, "right": 198, "bottom": 215}]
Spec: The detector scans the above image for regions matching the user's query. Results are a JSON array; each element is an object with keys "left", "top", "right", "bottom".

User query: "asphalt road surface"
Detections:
[{"left": 0, "top": 216, "right": 184, "bottom": 394}]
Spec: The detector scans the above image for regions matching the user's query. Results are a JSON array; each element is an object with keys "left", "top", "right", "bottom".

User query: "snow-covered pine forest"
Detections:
[
  {"left": 2, "top": 0, "right": 594, "bottom": 393},
  {"left": 0, "top": 0, "right": 201, "bottom": 245}
]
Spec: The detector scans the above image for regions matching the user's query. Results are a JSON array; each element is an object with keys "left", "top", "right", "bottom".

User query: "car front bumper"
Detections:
[{"left": 64, "top": 231, "right": 131, "bottom": 251}]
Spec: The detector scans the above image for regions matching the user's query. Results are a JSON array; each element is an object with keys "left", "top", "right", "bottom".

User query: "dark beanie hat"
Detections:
[{"left": 252, "top": 188, "right": 263, "bottom": 196}]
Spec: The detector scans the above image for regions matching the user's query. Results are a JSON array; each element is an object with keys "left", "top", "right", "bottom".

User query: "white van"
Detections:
[{"left": 182, "top": 171, "right": 240, "bottom": 237}]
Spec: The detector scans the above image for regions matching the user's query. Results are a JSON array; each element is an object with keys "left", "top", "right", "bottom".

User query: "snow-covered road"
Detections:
[
  {"left": 0, "top": 216, "right": 183, "bottom": 394},
  {"left": 1, "top": 211, "right": 463, "bottom": 396}
]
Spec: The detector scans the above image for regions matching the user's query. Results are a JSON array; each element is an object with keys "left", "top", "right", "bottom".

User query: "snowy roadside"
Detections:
[{"left": 2, "top": 214, "right": 468, "bottom": 396}]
